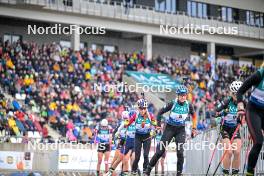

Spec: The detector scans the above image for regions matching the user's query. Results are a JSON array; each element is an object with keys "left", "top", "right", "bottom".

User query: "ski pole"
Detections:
[
  {"left": 143, "top": 133, "right": 156, "bottom": 142},
  {"left": 205, "top": 116, "right": 226, "bottom": 176},
  {"left": 242, "top": 136, "right": 251, "bottom": 175},
  {"left": 121, "top": 130, "right": 128, "bottom": 174},
  {"left": 212, "top": 124, "right": 241, "bottom": 176}
]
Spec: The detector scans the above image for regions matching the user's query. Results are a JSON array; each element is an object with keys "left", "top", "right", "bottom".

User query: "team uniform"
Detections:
[
  {"left": 125, "top": 98, "right": 157, "bottom": 175},
  {"left": 145, "top": 85, "right": 197, "bottom": 176},
  {"left": 115, "top": 121, "right": 127, "bottom": 151},
  {"left": 95, "top": 124, "right": 112, "bottom": 153},
  {"left": 237, "top": 68, "right": 264, "bottom": 176},
  {"left": 215, "top": 90, "right": 243, "bottom": 176},
  {"left": 106, "top": 111, "right": 136, "bottom": 176},
  {"left": 120, "top": 121, "right": 136, "bottom": 155},
  {"left": 216, "top": 96, "right": 241, "bottom": 140}
]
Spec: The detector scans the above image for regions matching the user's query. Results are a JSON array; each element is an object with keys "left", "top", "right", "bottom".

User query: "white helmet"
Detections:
[
  {"left": 122, "top": 111, "right": 130, "bottom": 120},
  {"left": 8, "top": 111, "right": 14, "bottom": 116},
  {"left": 230, "top": 81, "right": 243, "bottom": 93},
  {"left": 100, "top": 119, "right": 108, "bottom": 126}
]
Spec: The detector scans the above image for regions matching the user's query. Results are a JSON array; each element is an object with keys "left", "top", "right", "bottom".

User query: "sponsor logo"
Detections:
[
  {"left": 60, "top": 154, "right": 69, "bottom": 163},
  {"left": 6, "top": 156, "right": 13, "bottom": 164}
]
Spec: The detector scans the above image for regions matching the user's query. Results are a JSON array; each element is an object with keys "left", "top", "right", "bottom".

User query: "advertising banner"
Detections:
[{"left": 0, "top": 151, "right": 33, "bottom": 170}]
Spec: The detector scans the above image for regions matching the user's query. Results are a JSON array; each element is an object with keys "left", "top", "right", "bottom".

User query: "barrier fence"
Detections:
[
  {"left": 0, "top": 126, "right": 263, "bottom": 174},
  {"left": 185, "top": 126, "right": 264, "bottom": 175}
]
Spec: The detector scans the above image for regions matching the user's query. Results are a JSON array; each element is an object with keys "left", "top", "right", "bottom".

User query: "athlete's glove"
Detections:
[
  {"left": 115, "top": 132, "right": 120, "bottom": 139},
  {"left": 191, "top": 128, "right": 197, "bottom": 138},
  {"left": 150, "top": 130, "right": 156, "bottom": 138},
  {"left": 124, "top": 120, "right": 129, "bottom": 127}
]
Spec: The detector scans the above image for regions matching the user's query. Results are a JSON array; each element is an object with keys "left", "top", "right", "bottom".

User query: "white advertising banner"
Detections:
[
  {"left": 58, "top": 143, "right": 180, "bottom": 171},
  {"left": 0, "top": 151, "right": 33, "bottom": 170},
  {"left": 58, "top": 148, "right": 94, "bottom": 170}
]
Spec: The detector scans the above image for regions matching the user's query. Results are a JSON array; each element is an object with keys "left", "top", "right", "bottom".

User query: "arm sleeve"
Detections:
[
  {"left": 237, "top": 71, "right": 262, "bottom": 102},
  {"left": 112, "top": 124, "right": 120, "bottom": 138},
  {"left": 157, "top": 101, "right": 174, "bottom": 116},
  {"left": 117, "top": 122, "right": 125, "bottom": 133},
  {"left": 215, "top": 97, "right": 231, "bottom": 112},
  {"left": 149, "top": 113, "right": 157, "bottom": 127},
  {"left": 126, "top": 112, "right": 136, "bottom": 127},
  {"left": 157, "top": 101, "right": 174, "bottom": 126}
]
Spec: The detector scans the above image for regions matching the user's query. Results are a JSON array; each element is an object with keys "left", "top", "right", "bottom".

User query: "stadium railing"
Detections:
[{"left": 185, "top": 125, "right": 264, "bottom": 174}]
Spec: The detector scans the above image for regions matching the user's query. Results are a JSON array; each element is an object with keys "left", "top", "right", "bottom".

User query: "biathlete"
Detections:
[
  {"left": 95, "top": 119, "right": 113, "bottom": 176},
  {"left": 105, "top": 110, "right": 136, "bottom": 176},
  {"left": 145, "top": 85, "right": 197, "bottom": 176},
  {"left": 237, "top": 63, "right": 264, "bottom": 176},
  {"left": 215, "top": 81, "right": 244, "bottom": 175},
  {"left": 125, "top": 98, "right": 157, "bottom": 175}
]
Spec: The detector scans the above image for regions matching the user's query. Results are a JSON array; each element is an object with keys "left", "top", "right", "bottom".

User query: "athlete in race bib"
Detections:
[
  {"left": 237, "top": 64, "right": 264, "bottom": 176},
  {"left": 145, "top": 85, "right": 197, "bottom": 176},
  {"left": 95, "top": 119, "right": 113, "bottom": 176},
  {"left": 105, "top": 111, "right": 136, "bottom": 176},
  {"left": 215, "top": 81, "right": 243, "bottom": 175},
  {"left": 125, "top": 98, "right": 157, "bottom": 175}
]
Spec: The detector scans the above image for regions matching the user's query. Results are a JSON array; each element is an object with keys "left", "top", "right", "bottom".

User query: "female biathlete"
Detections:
[
  {"left": 95, "top": 119, "right": 113, "bottom": 176},
  {"left": 145, "top": 85, "right": 197, "bottom": 176},
  {"left": 215, "top": 81, "right": 243, "bottom": 175},
  {"left": 105, "top": 110, "right": 136, "bottom": 176},
  {"left": 125, "top": 98, "right": 157, "bottom": 175},
  {"left": 237, "top": 63, "right": 264, "bottom": 176}
]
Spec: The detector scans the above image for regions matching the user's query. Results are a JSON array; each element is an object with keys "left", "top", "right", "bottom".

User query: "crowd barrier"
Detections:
[{"left": 0, "top": 126, "right": 263, "bottom": 174}]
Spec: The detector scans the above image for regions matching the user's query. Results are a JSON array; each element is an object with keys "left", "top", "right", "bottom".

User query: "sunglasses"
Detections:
[{"left": 139, "top": 107, "right": 147, "bottom": 110}]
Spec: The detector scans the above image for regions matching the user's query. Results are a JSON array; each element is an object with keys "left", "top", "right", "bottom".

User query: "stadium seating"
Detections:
[{"left": 0, "top": 40, "right": 257, "bottom": 143}]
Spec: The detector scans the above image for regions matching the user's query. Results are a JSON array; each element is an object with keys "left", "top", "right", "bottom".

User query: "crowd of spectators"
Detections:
[
  {"left": 0, "top": 39, "right": 258, "bottom": 142},
  {"left": 126, "top": 53, "right": 257, "bottom": 130},
  {"left": 0, "top": 40, "right": 143, "bottom": 143}
]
